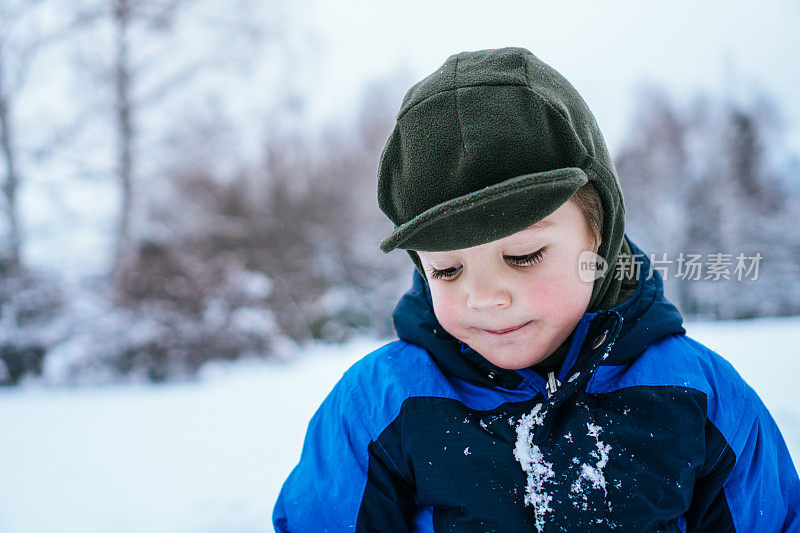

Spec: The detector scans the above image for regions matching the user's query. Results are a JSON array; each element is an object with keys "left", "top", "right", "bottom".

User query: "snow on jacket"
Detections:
[{"left": 272, "top": 236, "right": 800, "bottom": 531}]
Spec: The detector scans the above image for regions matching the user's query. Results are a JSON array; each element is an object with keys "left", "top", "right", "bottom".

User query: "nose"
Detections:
[{"left": 466, "top": 278, "right": 512, "bottom": 311}]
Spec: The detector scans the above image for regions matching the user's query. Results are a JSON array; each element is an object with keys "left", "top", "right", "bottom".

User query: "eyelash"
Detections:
[{"left": 428, "top": 248, "right": 548, "bottom": 280}]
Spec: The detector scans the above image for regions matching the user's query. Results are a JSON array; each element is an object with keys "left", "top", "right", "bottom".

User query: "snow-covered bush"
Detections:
[
  {"left": 0, "top": 269, "right": 64, "bottom": 385},
  {"left": 41, "top": 269, "right": 293, "bottom": 386}
]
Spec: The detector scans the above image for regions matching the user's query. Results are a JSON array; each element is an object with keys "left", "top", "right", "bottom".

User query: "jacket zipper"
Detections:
[
  {"left": 544, "top": 311, "right": 624, "bottom": 402},
  {"left": 545, "top": 371, "right": 560, "bottom": 399},
  {"left": 515, "top": 311, "right": 623, "bottom": 401}
]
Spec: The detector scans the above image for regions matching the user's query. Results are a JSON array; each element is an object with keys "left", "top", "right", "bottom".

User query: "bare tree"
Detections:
[
  {"left": 0, "top": 51, "right": 22, "bottom": 274},
  {"left": 615, "top": 85, "right": 696, "bottom": 313},
  {"left": 616, "top": 82, "right": 799, "bottom": 319},
  {"left": 107, "top": 0, "right": 132, "bottom": 277},
  {"left": 1, "top": 0, "right": 105, "bottom": 275},
  {"left": 68, "top": 0, "right": 291, "bottom": 279},
  {"left": 0, "top": 0, "right": 49, "bottom": 273},
  {"left": 99, "top": 0, "right": 197, "bottom": 277}
]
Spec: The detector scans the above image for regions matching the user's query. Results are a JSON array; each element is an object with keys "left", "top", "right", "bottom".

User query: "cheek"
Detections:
[
  {"left": 429, "top": 288, "right": 462, "bottom": 330},
  {"left": 522, "top": 268, "right": 592, "bottom": 318}
]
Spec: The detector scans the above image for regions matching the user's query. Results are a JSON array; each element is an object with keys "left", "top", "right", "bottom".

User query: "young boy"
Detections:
[{"left": 273, "top": 47, "right": 799, "bottom": 531}]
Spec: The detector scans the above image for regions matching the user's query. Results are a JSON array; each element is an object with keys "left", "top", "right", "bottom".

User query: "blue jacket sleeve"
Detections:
[
  {"left": 272, "top": 373, "right": 415, "bottom": 532},
  {"left": 689, "top": 383, "right": 800, "bottom": 532}
]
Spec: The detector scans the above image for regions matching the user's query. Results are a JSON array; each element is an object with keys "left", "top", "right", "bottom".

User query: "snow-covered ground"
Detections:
[{"left": 1, "top": 318, "right": 798, "bottom": 533}]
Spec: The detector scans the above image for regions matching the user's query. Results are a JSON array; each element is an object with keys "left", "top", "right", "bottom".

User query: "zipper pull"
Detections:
[{"left": 546, "top": 371, "right": 561, "bottom": 398}]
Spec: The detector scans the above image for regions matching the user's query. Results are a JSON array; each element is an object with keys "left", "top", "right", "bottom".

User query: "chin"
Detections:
[{"left": 484, "top": 350, "right": 548, "bottom": 370}]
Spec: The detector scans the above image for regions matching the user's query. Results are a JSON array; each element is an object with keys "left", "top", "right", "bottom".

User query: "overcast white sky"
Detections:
[{"left": 300, "top": 0, "right": 800, "bottom": 155}]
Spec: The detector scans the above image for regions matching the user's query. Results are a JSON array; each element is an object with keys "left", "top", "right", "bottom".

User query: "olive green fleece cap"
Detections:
[{"left": 377, "top": 47, "right": 627, "bottom": 312}]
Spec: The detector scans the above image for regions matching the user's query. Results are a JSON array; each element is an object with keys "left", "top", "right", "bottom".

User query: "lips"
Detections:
[{"left": 482, "top": 321, "right": 531, "bottom": 335}]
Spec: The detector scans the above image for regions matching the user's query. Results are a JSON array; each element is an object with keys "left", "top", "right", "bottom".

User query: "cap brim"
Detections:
[{"left": 379, "top": 167, "right": 588, "bottom": 253}]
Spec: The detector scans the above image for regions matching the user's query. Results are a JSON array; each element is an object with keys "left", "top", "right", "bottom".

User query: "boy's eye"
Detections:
[
  {"left": 428, "top": 265, "right": 462, "bottom": 280},
  {"left": 505, "top": 248, "right": 547, "bottom": 266},
  {"left": 427, "top": 248, "right": 546, "bottom": 280}
]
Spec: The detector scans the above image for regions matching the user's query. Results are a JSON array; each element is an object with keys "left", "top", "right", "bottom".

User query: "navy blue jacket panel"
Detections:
[{"left": 273, "top": 236, "right": 800, "bottom": 531}]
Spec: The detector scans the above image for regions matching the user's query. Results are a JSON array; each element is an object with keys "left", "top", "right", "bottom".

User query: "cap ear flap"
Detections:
[{"left": 407, "top": 250, "right": 428, "bottom": 283}]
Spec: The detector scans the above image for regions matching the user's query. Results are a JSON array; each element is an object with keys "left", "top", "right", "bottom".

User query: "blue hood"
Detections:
[{"left": 392, "top": 235, "right": 686, "bottom": 389}]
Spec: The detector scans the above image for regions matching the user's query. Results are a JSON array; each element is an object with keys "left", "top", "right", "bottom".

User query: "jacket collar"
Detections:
[{"left": 392, "top": 235, "right": 686, "bottom": 389}]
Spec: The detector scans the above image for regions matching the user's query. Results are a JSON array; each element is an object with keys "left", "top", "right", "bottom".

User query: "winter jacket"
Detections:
[{"left": 272, "top": 236, "right": 800, "bottom": 532}]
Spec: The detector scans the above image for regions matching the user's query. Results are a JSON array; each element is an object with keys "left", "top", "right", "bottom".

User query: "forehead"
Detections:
[
  {"left": 519, "top": 219, "right": 556, "bottom": 233},
  {"left": 416, "top": 219, "right": 557, "bottom": 261},
  {"left": 415, "top": 201, "right": 592, "bottom": 260}
]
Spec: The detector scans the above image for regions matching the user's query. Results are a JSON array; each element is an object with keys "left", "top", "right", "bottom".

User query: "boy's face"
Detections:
[{"left": 416, "top": 200, "right": 599, "bottom": 370}]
